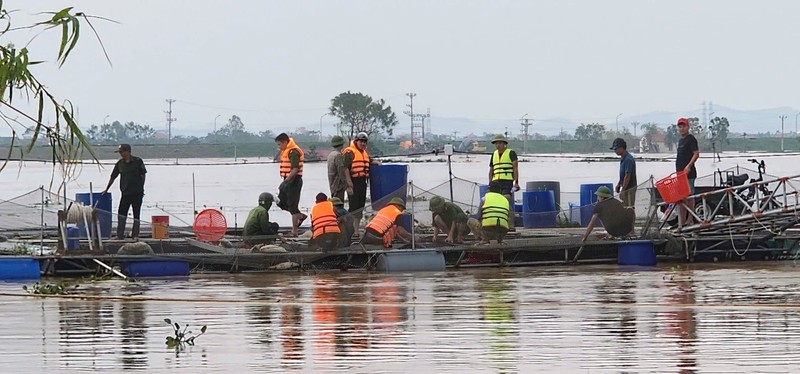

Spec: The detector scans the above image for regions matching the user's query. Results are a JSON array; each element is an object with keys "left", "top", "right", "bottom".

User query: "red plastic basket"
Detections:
[
  {"left": 655, "top": 171, "right": 691, "bottom": 203},
  {"left": 193, "top": 208, "right": 228, "bottom": 242}
]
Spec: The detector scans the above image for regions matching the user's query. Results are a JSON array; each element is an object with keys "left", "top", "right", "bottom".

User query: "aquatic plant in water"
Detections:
[
  {"left": 164, "top": 318, "right": 207, "bottom": 349},
  {"left": 22, "top": 281, "right": 77, "bottom": 295}
]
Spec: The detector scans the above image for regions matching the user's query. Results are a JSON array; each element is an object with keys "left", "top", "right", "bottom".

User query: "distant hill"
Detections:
[{"left": 415, "top": 105, "right": 799, "bottom": 138}]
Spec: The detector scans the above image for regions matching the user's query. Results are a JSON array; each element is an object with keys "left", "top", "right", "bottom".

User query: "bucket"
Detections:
[
  {"left": 522, "top": 191, "right": 556, "bottom": 228},
  {"left": 0, "top": 258, "right": 40, "bottom": 280},
  {"left": 75, "top": 192, "right": 112, "bottom": 238},
  {"left": 580, "top": 183, "right": 613, "bottom": 227},
  {"left": 526, "top": 181, "right": 561, "bottom": 210},
  {"left": 66, "top": 226, "right": 80, "bottom": 250},
  {"left": 151, "top": 215, "right": 169, "bottom": 239},
  {"left": 617, "top": 240, "right": 656, "bottom": 266},
  {"left": 568, "top": 202, "right": 581, "bottom": 225},
  {"left": 370, "top": 164, "right": 408, "bottom": 211},
  {"left": 375, "top": 250, "right": 445, "bottom": 272},
  {"left": 121, "top": 260, "right": 190, "bottom": 277}
]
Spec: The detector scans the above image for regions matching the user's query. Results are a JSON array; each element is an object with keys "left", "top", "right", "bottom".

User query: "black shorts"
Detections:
[
  {"left": 284, "top": 176, "right": 303, "bottom": 215},
  {"left": 495, "top": 179, "right": 514, "bottom": 195},
  {"left": 348, "top": 177, "right": 368, "bottom": 213}
]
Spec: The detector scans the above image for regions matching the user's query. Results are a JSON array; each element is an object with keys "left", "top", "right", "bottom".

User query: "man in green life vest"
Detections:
[
  {"left": 488, "top": 134, "right": 519, "bottom": 231},
  {"left": 478, "top": 181, "right": 511, "bottom": 245}
]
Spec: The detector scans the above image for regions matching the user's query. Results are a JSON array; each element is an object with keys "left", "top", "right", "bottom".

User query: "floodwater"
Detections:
[
  {"left": 4, "top": 152, "right": 800, "bottom": 372},
  {"left": 2, "top": 262, "right": 800, "bottom": 372}
]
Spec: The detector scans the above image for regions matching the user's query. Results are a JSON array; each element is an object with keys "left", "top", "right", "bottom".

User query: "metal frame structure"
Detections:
[{"left": 652, "top": 174, "right": 800, "bottom": 260}]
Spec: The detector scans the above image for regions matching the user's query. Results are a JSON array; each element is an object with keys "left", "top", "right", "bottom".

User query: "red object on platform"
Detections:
[
  {"left": 655, "top": 171, "right": 691, "bottom": 203},
  {"left": 193, "top": 209, "right": 227, "bottom": 242}
]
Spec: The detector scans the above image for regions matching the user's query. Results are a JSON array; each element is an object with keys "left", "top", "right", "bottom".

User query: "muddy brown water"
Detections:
[{"left": 2, "top": 262, "right": 800, "bottom": 372}]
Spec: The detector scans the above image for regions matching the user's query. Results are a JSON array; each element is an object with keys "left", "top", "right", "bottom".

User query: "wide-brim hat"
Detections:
[
  {"left": 329, "top": 197, "right": 344, "bottom": 206},
  {"left": 490, "top": 134, "right": 508, "bottom": 144},
  {"left": 594, "top": 186, "right": 613, "bottom": 198}
]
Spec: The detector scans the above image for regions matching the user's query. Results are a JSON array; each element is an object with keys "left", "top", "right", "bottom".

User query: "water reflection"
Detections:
[
  {"left": 479, "top": 278, "right": 519, "bottom": 374},
  {"left": 57, "top": 288, "right": 118, "bottom": 371},
  {"left": 279, "top": 286, "right": 304, "bottom": 370},
  {"left": 662, "top": 271, "right": 698, "bottom": 373},
  {"left": 1, "top": 263, "right": 800, "bottom": 372}
]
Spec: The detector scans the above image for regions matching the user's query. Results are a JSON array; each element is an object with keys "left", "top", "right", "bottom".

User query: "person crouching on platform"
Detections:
[
  {"left": 329, "top": 197, "right": 354, "bottom": 248},
  {"left": 243, "top": 192, "right": 280, "bottom": 246},
  {"left": 581, "top": 186, "right": 636, "bottom": 242},
  {"left": 363, "top": 197, "right": 413, "bottom": 248},
  {"left": 429, "top": 196, "right": 470, "bottom": 244},
  {"left": 478, "top": 181, "right": 511, "bottom": 245},
  {"left": 309, "top": 193, "right": 341, "bottom": 252}
]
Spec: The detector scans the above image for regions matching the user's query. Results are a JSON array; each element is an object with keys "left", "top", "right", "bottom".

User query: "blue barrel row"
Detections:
[{"left": 476, "top": 181, "right": 614, "bottom": 228}]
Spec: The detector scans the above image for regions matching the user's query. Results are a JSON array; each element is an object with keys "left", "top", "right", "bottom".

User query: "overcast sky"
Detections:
[{"left": 7, "top": 0, "right": 800, "bottom": 136}]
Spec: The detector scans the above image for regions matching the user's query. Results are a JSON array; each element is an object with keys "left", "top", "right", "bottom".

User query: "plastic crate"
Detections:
[{"left": 655, "top": 171, "right": 691, "bottom": 203}]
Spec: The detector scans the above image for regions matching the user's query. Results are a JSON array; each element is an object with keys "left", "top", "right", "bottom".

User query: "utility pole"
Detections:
[
  {"left": 780, "top": 115, "right": 787, "bottom": 152},
  {"left": 165, "top": 99, "right": 177, "bottom": 145},
  {"left": 520, "top": 114, "right": 531, "bottom": 154},
  {"left": 404, "top": 93, "right": 416, "bottom": 145}
]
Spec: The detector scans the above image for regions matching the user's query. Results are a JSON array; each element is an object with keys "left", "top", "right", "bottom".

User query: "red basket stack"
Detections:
[
  {"left": 655, "top": 170, "right": 691, "bottom": 203},
  {"left": 193, "top": 208, "right": 228, "bottom": 242}
]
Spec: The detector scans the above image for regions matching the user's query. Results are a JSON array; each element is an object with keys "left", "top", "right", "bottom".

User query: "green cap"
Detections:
[
  {"left": 388, "top": 197, "right": 406, "bottom": 209},
  {"left": 490, "top": 134, "right": 508, "bottom": 144},
  {"left": 594, "top": 186, "right": 613, "bottom": 198},
  {"left": 429, "top": 196, "right": 445, "bottom": 212},
  {"left": 330, "top": 135, "right": 345, "bottom": 148},
  {"left": 329, "top": 197, "right": 344, "bottom": 206}
]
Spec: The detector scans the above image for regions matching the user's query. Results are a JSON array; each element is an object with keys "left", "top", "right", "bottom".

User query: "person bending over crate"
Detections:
[{"left": 581, "top": 186, "right": 635, "bottom": 242}]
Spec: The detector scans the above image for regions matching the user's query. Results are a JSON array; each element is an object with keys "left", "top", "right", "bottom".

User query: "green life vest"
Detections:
[
  {"left": 482, "top": 192, "right": 510, "bottom": 229},
  {"left": 491, "top": 149, "right": 514, "bottom": 181}
]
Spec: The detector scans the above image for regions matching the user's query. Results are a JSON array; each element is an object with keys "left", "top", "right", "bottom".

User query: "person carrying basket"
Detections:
[{"left": 675, "top": 118, "right": 700, "bottom": 225}]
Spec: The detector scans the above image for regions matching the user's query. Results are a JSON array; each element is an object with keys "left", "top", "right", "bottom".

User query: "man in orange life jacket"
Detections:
[
  {"left": 309, "top": 192, "right": 341, "bottom": 252},
  {"left": 363, "top": 197, "right": 413, "bottom": 248},
  {"left": 275, "top": 132, "right": 307, "bottom": 237},
  {"left": 343, "top": 132, "right": 381, "bottom": 235}
]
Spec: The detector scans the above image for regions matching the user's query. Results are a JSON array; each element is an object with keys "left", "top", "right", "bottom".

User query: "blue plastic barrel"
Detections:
[
  {"left": 369, "top": 164, "right": 408, "bottom": 211},
  {"left": 479, "top": 184, "right": 515, "bottom": 203},
  {"left": 75, "top": 192, "right": 112, "bottom": 238},
  {"left": 0, "top": 258, "right": 41, "bottom": 280},
  {"left": 579, "top": 183, "right": 613, "bottom": 227},
  {"left": 66, "top": 226, "right": 80, "bottom": 250},
  {"left": 526, "top": 181, "right": 561, "bottom": 210},
  {"left": 399, "top": 212, "right": 413, "bottom": 233},
  {"left": 522, "top": 191, "right": 557, "bottom": 228},
  {"left": 617, "top": 241, "right": 657, "bottom": 266},
  {"left": 121, "top": 260, "right": 190, "bottom": 277},
  {"left": 376, "top": 250, "right": 445, "bottom": 272}
]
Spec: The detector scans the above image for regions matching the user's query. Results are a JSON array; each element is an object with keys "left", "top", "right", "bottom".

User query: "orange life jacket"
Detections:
[
  {"left": 366, "top": 205, "right": 402, "bottom": 247},
  {"left": 279, "top": 138, "right": 304, "bottom": 178},
  {"left": 311, "top": 201, "right": 341, "bottom": 238},
  {"left": 343, "top": 141, "right": 370, "bottom": 178}
]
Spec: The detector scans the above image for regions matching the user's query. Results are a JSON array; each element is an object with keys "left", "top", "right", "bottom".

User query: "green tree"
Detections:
[
  {"left": 0, "top": 3, "right": 109, "bottom": 173},
  {"left": 665, "top": 124, "right": 678, "bottom": 151},
  {"left": 709, "top": 116, "right": 730, "bottom": 144},
  {"left": 87, "top": 121, "right": 156, "bottom": 143},
  {"left": 688, "top": 117, "right": 703, "bottom": 137},
  {"left": 329, "top": 91, "right": 398, "bottom": 138},
  {"left": 217, "top": 115, "right": 259, "bottom": 143},
  {"left": 574, "top": 123, "right": 606, "bottom": 153}
]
